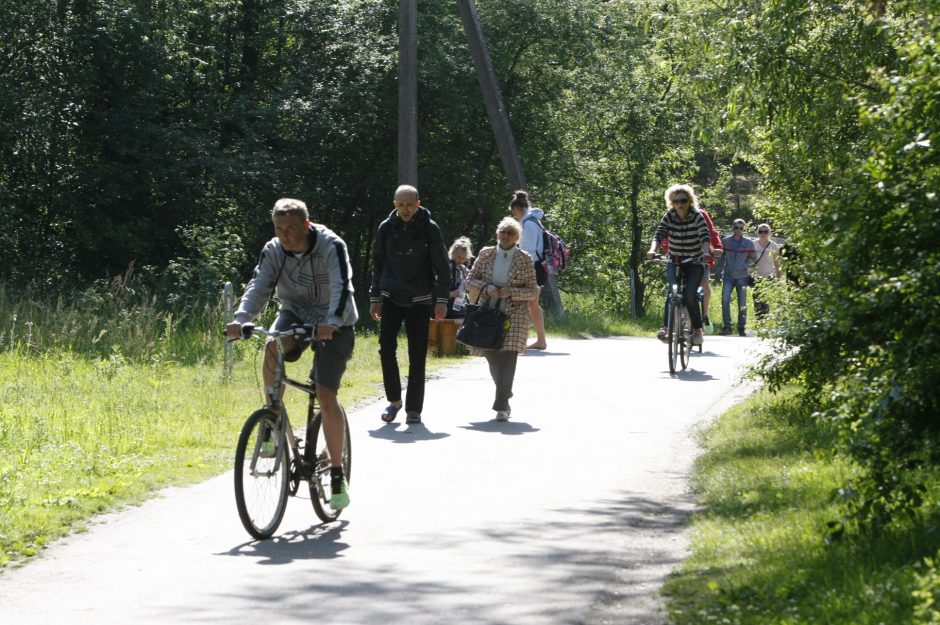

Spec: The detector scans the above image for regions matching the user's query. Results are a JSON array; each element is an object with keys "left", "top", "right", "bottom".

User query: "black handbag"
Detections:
[{"left": 455, "top": 291, "right": 507, "bottom": 350}]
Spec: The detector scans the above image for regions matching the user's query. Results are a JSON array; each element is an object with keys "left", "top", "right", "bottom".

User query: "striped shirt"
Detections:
[{"left": 653, "top": 209, "right": 710, "bottom": 259}]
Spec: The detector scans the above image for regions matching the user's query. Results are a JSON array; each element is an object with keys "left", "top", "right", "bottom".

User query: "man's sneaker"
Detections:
[
  {"left": 738, "top": 329, "right": 747, "bottom": 337},
  {"left": 692, "top": 329, "right": 704, "bottom": 346},
  {"left": 405, "top": 411, "right": 422, "bottom": 425},
  {"left": 656, "top": 326, "right": 668, "bottom": 343},
  {"left": 329, "top": 478, "right": 350, "bottom": 510},
  {"left": 495, "top": 410, "right": 511, "bottom": 422},
  {"left": 718, "top": 327, "right": 732, "bottom": 336},
  {"left": 258, "top": 426, "right": 276, "bottom": 458}
]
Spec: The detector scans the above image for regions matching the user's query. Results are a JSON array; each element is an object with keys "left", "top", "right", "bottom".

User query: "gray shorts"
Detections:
[{"left": 273, "top": 312, "right": 355, "bottom": 394}]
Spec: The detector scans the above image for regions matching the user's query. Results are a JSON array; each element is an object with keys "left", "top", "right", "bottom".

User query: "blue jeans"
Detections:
[{"left": 721, "top": 277, "right": 749, "bottom": 331}]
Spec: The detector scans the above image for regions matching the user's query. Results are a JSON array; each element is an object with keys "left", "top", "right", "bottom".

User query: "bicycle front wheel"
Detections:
[
  {"left": 667, "top": 296, "right": 680, "bottom": 375},
  {"left": 679, "top": 306, "right": 691, "bottom": 370},
  {"left": 234, "top": 408, "right": 290, "bottom": 540},
  {"left": 305, "top": 406, "right": 351, "bottom": 523}
]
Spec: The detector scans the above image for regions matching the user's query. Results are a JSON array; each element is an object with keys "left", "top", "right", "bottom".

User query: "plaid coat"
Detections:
[{"left": 465, "top": 245, "right": 538, "bottom": 355}]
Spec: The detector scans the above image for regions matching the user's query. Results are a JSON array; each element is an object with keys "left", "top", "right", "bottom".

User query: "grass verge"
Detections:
[
  {"left": 0, "top": 331, "right": 466, "bottom": 568},
  {"left": 664, "top": 387, "right": 940, "bottom": 625}
]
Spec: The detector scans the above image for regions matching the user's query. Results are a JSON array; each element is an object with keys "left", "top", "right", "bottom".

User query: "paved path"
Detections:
[{"left": 0, "top": 336, "right": 760, "bottom": 625}]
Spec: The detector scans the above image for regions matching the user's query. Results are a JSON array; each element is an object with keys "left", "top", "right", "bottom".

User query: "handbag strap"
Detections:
[{"left": 471, "top": 283, "right": 504, "bottom": 308}]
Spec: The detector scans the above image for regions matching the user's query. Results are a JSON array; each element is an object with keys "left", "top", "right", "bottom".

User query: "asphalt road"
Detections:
[{"left": 0, "top": 335, "right": 760, "bottom": 625}]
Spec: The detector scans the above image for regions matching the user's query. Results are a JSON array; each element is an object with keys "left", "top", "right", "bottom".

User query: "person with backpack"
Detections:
[
  {"left": 369, "top": 185, "right": 451, "bottom": 425},
  {"left": 509, "top": 190, "right": 548, "bottom": 350}
]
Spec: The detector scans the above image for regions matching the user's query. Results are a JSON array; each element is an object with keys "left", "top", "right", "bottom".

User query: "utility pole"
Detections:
[
  {"left": 398, "top": 0, "right": 418, "bottom": 186},
  {"left": 456, "top": 0, "right": 563, "bottom": 315},
  {"left": 456, "top": 0, "right": 527, "bottom": 193}
]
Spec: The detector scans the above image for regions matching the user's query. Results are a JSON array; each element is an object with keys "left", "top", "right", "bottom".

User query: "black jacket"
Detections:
[{"left": 369, "top": 206, "right": 450, "bottom": 306}]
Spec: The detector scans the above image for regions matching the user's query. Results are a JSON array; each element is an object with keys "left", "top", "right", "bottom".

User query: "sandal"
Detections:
[{"left": 380, "top": 404, "right": 402, "bottom": 423}]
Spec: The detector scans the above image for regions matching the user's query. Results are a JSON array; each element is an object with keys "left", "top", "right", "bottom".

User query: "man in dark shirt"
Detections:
[{"left": 369, "top": 185, "right": 450, "bottom": 425}]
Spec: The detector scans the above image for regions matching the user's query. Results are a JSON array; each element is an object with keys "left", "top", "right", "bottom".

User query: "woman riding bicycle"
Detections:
[
  {"left": 646, "top": 184, "right": 712, "bottom": 346},
  {"left": 225, "top": 198, "right": 358, "bottom": 511}
]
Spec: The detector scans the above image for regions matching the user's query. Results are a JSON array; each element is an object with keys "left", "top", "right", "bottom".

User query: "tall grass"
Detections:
[
  {"left": 0, "top": 276, "right": 472, "bottom": 567},
  {"left": 0, "top": 278, "right": 657, "bottom": 567}
]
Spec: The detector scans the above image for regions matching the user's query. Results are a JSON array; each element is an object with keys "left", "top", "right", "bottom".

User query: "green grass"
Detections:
[
  {"left": 0, "top": 285, "right": 665, "bottom": 569},
  {"left": 665, "top": 388, "right": 940, "bottom": 625},
  {"left": 0, "top": 328, "right": 467, "bottom": 568}
]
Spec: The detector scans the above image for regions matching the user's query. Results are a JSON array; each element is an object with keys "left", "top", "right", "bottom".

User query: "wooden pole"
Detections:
[
  {"left": 456, "top": 0, "right": 527, "bottom": 192},
  {"left": 398, "top": 0, "right": 418, "bottom": 186}
]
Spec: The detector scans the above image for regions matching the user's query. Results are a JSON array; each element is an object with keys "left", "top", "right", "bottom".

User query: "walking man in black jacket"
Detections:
[{"left": 369, "top": 185, "right": 450, "bottom": 425}]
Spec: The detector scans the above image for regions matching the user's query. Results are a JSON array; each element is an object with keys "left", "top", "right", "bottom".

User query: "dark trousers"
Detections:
[
  {"left": 483, "top": 350, "right": 518, "bottom": 411},
  {"left": 379, "top": 301, "right": 432, "bottom": 413},
  {"left": 664, "top": 263, "right": 705, "bottom": 329},
  {"left": 752, "top": 277, "right": 772, "bottom": 319}
]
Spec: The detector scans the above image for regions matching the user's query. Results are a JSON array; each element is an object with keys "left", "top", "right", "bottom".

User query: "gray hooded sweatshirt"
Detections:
[{"left": 235, "top": 223, "right": 359, "bottom": 328}]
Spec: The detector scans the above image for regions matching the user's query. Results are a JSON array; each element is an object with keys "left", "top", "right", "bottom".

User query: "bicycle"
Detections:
[
  {"left": 230, "top": 323, "right": 351, "bottom": 539},
  {"left": 651, "top": 255, "right": 706, "bottom": 374}
]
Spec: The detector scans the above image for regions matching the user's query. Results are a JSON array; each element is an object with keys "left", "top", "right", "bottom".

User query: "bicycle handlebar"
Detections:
[
  {"left": 227, "top": 322, "right": 320, "bottom": 343},
  {"left": 648, "top": 254, "right": 709, "bottom": 264}
]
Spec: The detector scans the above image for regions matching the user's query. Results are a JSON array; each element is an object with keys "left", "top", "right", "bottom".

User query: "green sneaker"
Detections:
[
  {"left": 330, "top": 478, "right": 350, "bottom": 510},
  {"left": 258, "top": 425, "right": 276, "bottom": 458}
]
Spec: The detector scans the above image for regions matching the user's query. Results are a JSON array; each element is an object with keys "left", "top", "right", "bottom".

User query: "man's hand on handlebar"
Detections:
[
  {"left": 316, "top": 324, "right": 338, "bottom": 341},
  {"left": 225, "top": 321, "right": 244, "bottom": 340}
]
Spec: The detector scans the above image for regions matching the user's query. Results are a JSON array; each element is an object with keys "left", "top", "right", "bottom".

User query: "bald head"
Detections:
[{"left": 393, "top": 185, "right": 420, "bottom": 222}]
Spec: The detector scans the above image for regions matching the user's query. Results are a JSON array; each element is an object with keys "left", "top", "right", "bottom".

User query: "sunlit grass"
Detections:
[
  {"left": 0, "top": 284, "right": 649, "bottom": 568},
  {"left": 665, "top": 388, "right": 940, "bottom": 625}
]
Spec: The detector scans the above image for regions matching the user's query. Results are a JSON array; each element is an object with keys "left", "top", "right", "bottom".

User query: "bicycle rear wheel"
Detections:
[
  {"left": 234, "top": 408, "right": 290, "bottom": 539},
  {"left": 679, "top": 306, "right": 691, "bottom": 370},
  {"left": 667, "top": 296, "right": 680, "bottom": 375},
  {"left": 305, "top": 406, "right": 352, "bottom": 523}
]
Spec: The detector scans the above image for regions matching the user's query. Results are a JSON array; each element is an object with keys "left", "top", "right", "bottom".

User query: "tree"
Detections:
[{"left": 696, "top": 0, "right": 940, "bottom": 527}]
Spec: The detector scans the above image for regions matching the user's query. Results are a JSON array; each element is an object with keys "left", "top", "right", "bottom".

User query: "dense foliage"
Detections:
[
  {"left": 0, "top": 0, "right": 687, "bottom": 319},
  {"left": 694, "top": 0, "right": 940, "bottom": 528},
  {"left": 3, "top": 0, "right": 938, "bottom": 533}
]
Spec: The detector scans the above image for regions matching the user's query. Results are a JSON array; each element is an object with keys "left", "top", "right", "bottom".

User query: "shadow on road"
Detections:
[
  {"left": 206, "top": 490, "right": 691, "bottom": 625},
  {"left": 218, "top": 520, "right": 350, "bottom": 564},
  {"left": 367, "top": 423, "right": 450, "bottom": 443},
  {"left": 458, "top": 420, "right": 541, "bottom": 435},
  {"left": 521, "top": 349, "right": 571, "bottom": 357}
]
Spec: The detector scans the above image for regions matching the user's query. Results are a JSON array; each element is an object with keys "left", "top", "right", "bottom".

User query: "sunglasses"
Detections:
[
  {"left": 758, "top": 229, "right": 770, "bottom": 234},
  {"left": 733, "top": 225, "right": 744, "bottom": 230},
  {"left": 671, "top": 197, "right": 689, "bottom": 204}
]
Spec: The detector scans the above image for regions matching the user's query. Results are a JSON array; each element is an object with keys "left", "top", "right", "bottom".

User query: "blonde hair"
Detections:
[
  {"left": 272, "top": 198, "right": 309, "bottom": 221},
  {"left": 449, "top": 236, "right": 474, "bottom": 259},
  {"left": 496, "top": 216, "right": 521, "bottom": 238},
  {"left": 664, "top": 184, "right": 699, "bottom": 210}
]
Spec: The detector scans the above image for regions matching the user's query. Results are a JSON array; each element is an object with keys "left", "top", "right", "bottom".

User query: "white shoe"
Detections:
[{"left": 495, "top": 410, "right": 511, "bottom": 422}]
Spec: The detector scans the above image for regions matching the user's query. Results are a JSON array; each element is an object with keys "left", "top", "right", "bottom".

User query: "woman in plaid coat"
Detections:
[{"left": 465, "top": 217, "right": 538, "bottom": 421}]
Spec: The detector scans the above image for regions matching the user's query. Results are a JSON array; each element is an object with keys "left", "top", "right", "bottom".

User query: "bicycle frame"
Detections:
[
  {"left": 233, "top": 322, "right": 350, "bottom": 537},
  {"left": 651, "top": 255, "right": 704, "bottom": 373}
]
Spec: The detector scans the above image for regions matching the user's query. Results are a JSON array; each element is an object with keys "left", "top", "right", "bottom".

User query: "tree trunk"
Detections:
[{"left": 629, "top": 173, "right": 646, "bottom": 318}]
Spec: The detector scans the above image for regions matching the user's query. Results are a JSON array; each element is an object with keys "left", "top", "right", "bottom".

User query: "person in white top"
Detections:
[
  {"left": 751, "top": 223, "right": 781, "bottom": 320},
  {"left": 509, "top": 190, "right": 548, "bottom": 350}
]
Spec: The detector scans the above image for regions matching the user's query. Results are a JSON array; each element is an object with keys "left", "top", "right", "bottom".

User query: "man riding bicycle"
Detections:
[
  {"left": 225, "top": 198, "right": 358, "bottom": 510},
  {"left": 647, "top": 184, "right": 712, "bottom": 346}
]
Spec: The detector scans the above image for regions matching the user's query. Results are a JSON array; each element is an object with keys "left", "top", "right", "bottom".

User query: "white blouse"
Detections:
[{"left": 492, "top": 246, "right": 514, "bottom": 286}]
